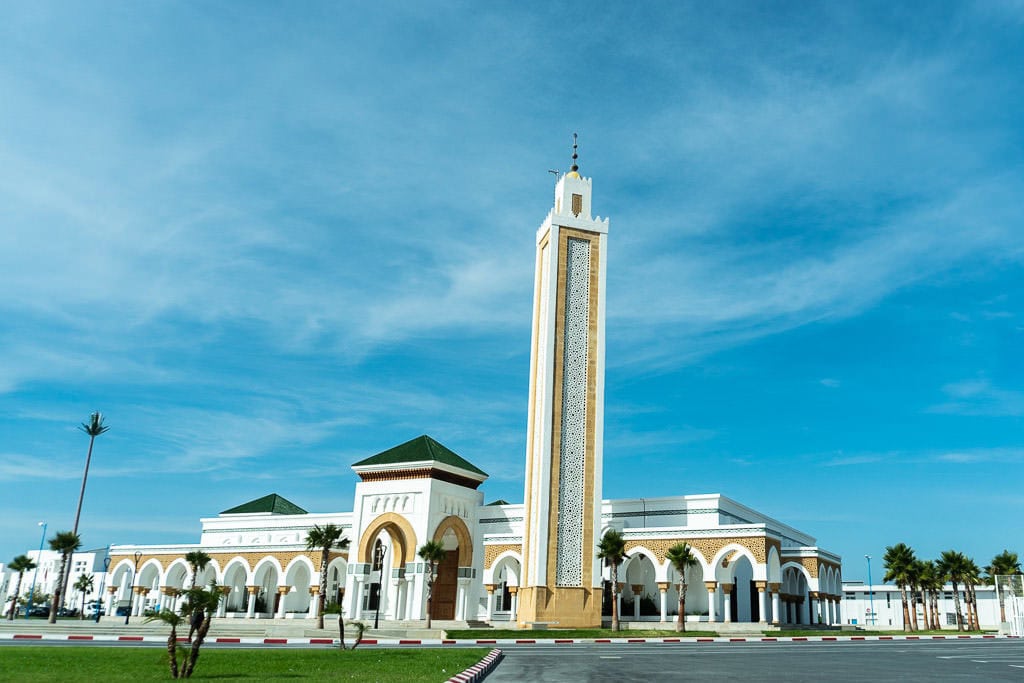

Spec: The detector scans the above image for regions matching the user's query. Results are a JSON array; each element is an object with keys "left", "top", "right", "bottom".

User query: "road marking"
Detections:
[{"left": 600, "top": 656, "right": 621, "bottom": 659}]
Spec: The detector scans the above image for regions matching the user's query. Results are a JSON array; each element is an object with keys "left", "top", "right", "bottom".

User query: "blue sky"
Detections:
[{"left": 2, "top": 2, "right": 1022, "bottom": 581}]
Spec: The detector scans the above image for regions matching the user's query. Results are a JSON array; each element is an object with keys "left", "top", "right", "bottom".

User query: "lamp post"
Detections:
[
  {"left": 865, "top": 554, "right": 875, "bottom": 627},
  {"left": 95, "top": 553, "right": 111, "bottom": 623},
  {"left": 374, "top": 544, "right": 387, "bottom": 629},
  {"left": 125, "top": 551, "right": 142, "bottom": 625},
  {"left": 25, "top": 522, "right": 47, "bottom": 620}
]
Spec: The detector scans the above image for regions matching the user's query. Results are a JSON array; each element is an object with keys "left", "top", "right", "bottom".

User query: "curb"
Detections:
[
  {"left": 446, "top": 648, "right": 503, "bottom": 683},
  {"left": 0, "top": 633, "right": 1012, "bottom": 646}
]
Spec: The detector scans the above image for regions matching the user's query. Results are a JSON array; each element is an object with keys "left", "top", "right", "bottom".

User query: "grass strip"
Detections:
[
  {"left": 446, "top": 628, "right": 719, "bottom": 639},
  {"left": 0, "top": 645, "right": 491, "bottom": 681}
]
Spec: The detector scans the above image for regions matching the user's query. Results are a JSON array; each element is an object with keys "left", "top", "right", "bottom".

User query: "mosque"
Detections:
[{"left": 105, "top": 148, "right": 843, "bottom": 629}]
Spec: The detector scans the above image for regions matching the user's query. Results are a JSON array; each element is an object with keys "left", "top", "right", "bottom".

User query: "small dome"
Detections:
[{"left": 565, "top": 170, "right": 581, "bottom": 179}]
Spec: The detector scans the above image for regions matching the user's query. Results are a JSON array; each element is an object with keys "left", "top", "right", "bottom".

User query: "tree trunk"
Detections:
[
  {"left": 338, "top": 611, "right": 346, "bottom": 650},
  {"left": 610, "top": 564, "right": 620, "bottom": 632},
  {"left": 951, "top": 582, "right": 963, "bottom": 631},
  {"left": 970, "top": 584, "right": 979, "bottom": 630},
  {"left": 899, "top": 584, "right": 911, "bottom": 632},
  {"left": 7, "top": 573, "right": 24, "bottom": 620},
  {"left": 932, "top": 590, "right": 941, "bottom": 630},
  {"left": 317, "top": 551, "right": 328, "bottom": 630},
  {"left": 675, "top": 582, "right": 684, "bottom": 632},
  {"left": 920, "top": 587, "right": 930, "bottom": 632},
  {"left": 49, "top": 553, "right": 70, "bottom": 624},
  {"left": 913, "top": 585, "right": 921, "bottom": 634},
  {"left": 182, "top": 614, "right": 213, "bottom": 678},
  {"left": 166, "top": 622, "right": 180, "bottom": 679}
]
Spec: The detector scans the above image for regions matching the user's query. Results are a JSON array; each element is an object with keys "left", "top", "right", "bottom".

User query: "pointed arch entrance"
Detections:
[{"left": 432, "top": 515, "right": 473, "bottom": 621}]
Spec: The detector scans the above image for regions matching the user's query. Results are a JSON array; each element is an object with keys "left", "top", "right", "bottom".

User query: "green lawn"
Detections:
[
  {"left": 446, "top": 628, "right": 718, "bottom": 639},
  {"left": 0, "top": 646, "right": 492, "bottom": 681}
]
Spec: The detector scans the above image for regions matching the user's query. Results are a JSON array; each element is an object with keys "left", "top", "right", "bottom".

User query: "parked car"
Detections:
[{"left": 27, "top": 605, "right": 49, "bottom": 617}]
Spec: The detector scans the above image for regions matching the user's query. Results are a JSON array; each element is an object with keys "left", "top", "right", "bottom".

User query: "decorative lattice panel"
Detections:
[{"left": 556, "top": 237, "right": 591, "bottom": 586}]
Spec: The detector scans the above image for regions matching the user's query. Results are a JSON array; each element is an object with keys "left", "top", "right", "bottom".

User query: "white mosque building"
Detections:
[{"left": 99, "top": 150, "right": 843, "bottom": 629}]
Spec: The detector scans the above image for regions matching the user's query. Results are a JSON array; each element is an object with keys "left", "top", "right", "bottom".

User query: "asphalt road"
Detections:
[{"left": 487, "top": 640, "right": 1024, "bottom": 682}]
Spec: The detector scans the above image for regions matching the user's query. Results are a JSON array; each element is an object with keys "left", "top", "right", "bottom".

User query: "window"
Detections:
[{"left": 946, "top": 612, "right": 957, "bottom": 626}]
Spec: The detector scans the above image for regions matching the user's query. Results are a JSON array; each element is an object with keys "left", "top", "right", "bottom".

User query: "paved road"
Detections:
[{"left": 488, "top": 640, "right": 1024, "bottom": 682}]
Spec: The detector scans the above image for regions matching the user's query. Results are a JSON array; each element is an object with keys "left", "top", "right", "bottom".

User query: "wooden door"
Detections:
[{"left": 433, "top": 551, "right": 458, "bottom": 620}]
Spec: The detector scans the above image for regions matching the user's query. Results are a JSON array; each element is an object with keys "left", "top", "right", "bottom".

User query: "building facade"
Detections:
[{"left": 56, "top": 157, "right": 845, "bottom": 628}]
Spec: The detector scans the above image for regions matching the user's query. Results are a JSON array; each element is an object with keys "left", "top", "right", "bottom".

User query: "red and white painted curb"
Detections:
[
  {"left": 446, "top": 648, "right": 502, "bottom": 683},
  {"left": 0, "top": 633, "right": 1014, "bottom": 645}
]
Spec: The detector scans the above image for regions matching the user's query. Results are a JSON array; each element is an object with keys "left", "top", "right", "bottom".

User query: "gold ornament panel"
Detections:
[{"left": 484, "top": 543, "right": 522, "bottom": 569}]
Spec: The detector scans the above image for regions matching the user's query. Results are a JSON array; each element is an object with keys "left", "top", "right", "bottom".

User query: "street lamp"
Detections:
[
  {"left": 374, "top": 544, "right": 387, "bottom": 630},
  {"left": 125, "top": 551, "right": 142, "bottom": 625},
  {"left": 25, "top": 522, "right": 47, "bottom": 621},
  {"left": 865, "top": 554, "right": 875, "bottom": 627},
  {"left": 96, "top": 553, "right": 111, "bottom": 623}
]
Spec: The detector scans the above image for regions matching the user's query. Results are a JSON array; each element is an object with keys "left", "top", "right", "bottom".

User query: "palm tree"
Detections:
[
  {"left": 597, "top": 529, "right": 629, "bottom": 632},
  {"left": 63, "top": 413, "right": 109, "bottom": 609},
  {"left": 985, "top": 550, "right": 1021, "bottom": 623},
  {"left": 47, "top": 531, "right": 82, "bottom": 623},
  {"left": 916, "top": 560, "right": 938, "bottom": 631},
  {"left": 418, "top": 540, "right": 446, "bottom": 629},
  {"left": 185, "top": 551, "right": 211, "bottom": 589},
  {"left": 666, "top": 543, "right": 698, "bottom": 632},
  {"left": 882, "top": 543, "right": 916, "bottom": 632},
  {"left": 904, "top": 560, "right": 921, "bottom": 631},
  {"left": 147, "top": 584, "right": 224, "bottom": 678},
  {"left": 146, "top": 607, "right": 184, "bottom": 678},
  {"left": 5, "top": 555, "right": 36, "bottom": 620},
  {"left": 937, "top": 550, "right": 968, "bottom": 631},
  {"left": 73, "top": 573, "right": 94, "bottom": 620},
  {"left": 305, "top": 524, "right": 348, "bottom": 630}
]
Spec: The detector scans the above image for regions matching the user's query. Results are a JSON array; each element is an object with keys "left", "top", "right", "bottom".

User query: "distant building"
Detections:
[
  {"left": 842, "top": 581, "right": 1000, "bottom": 628},
  {"left": 2, "top": 549, "right": 109, "bottom": 615}
]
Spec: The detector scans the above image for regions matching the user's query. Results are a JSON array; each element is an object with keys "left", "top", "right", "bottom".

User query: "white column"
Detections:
[
  {"left": 133, "top": 589, "right": 145, "bottom": 616},
  {"left": 245, "top": 588, "right": 257, "bottom": 619},
  {"left": 770, "top": 585, "right": 781, "bottom": 626},
  {"left": 658, "top": 584, "right": 668, "bottom": 623},
  {"left": 395, "top": 580, "right": 406, "bottom": 621},
  {"left": 827, "top": 597, "right": 835, "bottom": 625},
  {"left": 308, "top": 587, "right": 320, "bottom": 620},
  {"left": 706, "top": 583, "right": 717, "bottom": 623},
  {"left": 486, "top": 586, "right": 496, "bottom": 622},
  {"left": 352, "top": 579, "right": 364, "bottom": 619},
  {"left": 276, "top": 588, "right": 288, "bottom": 619},
  {"left": 833, "top": 598, "right": 841, "bottom": 625},
  {"left": 104, "top": 588, "right": 116, "bottom": 617},
  {"left": 633, "top": 586, "right": 642, "bottom": 621},
  {"left": 509, "top": 588, "right": 519, "bottom": 622},
  {"left": 757, "top": 584, "right": 767, "bottom": 624},
  {"left": 216, "top": 588, "right": 227, "bottom": 618},
  {"left": 722, "top": 587, "right": 732, "bottom": 624},
  {"left": 801, "top": 594, "right": 810, "bottom": 625},
  {"left": 810, "top": 595, "right": 820, "bottom": 625},
  {"left": 406, "top": 575, "right": 417, "bottom": 620}
]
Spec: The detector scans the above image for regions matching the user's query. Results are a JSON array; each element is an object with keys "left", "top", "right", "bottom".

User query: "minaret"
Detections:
[{"left": 519, "top": 136, "right": 609, "bottom": 628}]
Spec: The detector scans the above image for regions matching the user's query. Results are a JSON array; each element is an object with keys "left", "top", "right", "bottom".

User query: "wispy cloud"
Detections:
[{"left": 929, "top": 379, "right": 1024, "bottom": 417}]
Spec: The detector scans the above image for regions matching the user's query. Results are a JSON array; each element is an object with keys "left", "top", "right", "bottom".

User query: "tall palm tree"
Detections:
[
  {"left": 418, "top": 540, "right": 446, "bottom": 629},
  {"left": 73, "top": 573, "right": 94, "bottom": 620},
  {"left": 882, "top": 543, "right": 916, "bottom": 632},
  {"left": 5, "top": 555, "right": 36, "bottom": 620},
  {"left": 305, "top": 524, "right": 348, "bottom": 630},
  {"left": 62, "top": 413, "right": 109, "bottom": 609},
  {"left": 985, "top": 550, "right": 1021, "bottom": 623},
  {"left": 185, "top": 551, "right": 211, "bottom": 589},
  {"left": 916, "top": 560, "right": 938, "bottom": 631},
  {"left": 47, "top": 531, "right": 82, "bottom": 624},
  {"left": 904, "top": 560, "right": 921, "bottom": 631},
  {"left": 666, "top": 543, "right": 698, "bottom": 632},
  {"left": 597, "top": 529, "right": 629, "bottom": 632},
  {"left": 937, "top": 550, "right": 968, "bottom": 631}
]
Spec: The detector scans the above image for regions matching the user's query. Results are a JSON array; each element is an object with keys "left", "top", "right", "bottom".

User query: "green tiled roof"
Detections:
[
  {"left": 221, "top": 493, "right": 307, "bottom": 515},
  {"left": 352, "top": 435, "right": 487, "bottom": 477},
  {"left": 485, "top": 499, "right": 511, "bottom": 506}
]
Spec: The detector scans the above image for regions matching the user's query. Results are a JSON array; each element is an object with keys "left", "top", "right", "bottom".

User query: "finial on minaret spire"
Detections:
[{"left": 570, "top": 132, "right": 579, "bottom": 173}]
